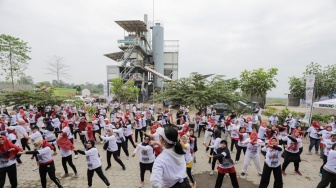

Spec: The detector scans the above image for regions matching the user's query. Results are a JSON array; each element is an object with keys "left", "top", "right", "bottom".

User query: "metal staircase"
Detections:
[
  {"left": 120, "top": 42, "right": 136, "bottom": 67},
  {"left": 121, "top": 66, "right": 135, "bottom": 80}
]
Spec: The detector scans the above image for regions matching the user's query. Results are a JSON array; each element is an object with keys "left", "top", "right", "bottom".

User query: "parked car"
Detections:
[{"left": 212, "top": 103, "right": 231, "bottom": 116}]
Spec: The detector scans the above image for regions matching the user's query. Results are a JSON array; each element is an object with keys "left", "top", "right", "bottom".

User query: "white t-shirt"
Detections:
[
  {"left": 60, "top": 148, "right": 72, "bottom": 158},
  {"left": 183, "top": 143, "right": 192, "bottom": 163},
  {"left": 7, "top": 133, "right": 20, "bottom": 146},
  {"left": 229, "top": 124, "right": 240, "bottom": 139},
  {"left": 246, "top": 122, "right": 252, "bottom": 133},
  {"left": 257, "top": 108, "right": 263, "bottom": 116},
  {"left": 0, "top": 155, "right": 16, "bottom": 168},
  {"left": 150, "top": 149, "right": 187, "bottom": 188},
  {"left": 101, "top": 135, "right": 118, "bottom": 152},
  {"left": 258, "top": 126, "right": 267, "bottom": 139},
  {"left": 52, "top": 118, "right": 61, "bottom": 129},
  {"left": 244, "top": 138, "right": 264, "bottom": 156},
  {"left": 37, "top": 147, "right": 53, "bottom": 164},
  {"left": 62, "top": 127, "right": 73, "bottom": 139},
  {"left": 123, "top": 124, "right": 133, "bottom": 136},
  {"left": 29, "top": 131, "right": 43, "bottom": 143},
  {"left": 307, "top": 126, "right": 321, "bottom": 139},
  {"left": 85, "top": 148, "right": 101, "bottom": 170},
  {"left": 209, "top": 138, "right": 222, "bottom": 153},
  {"left": 262, "top": 147, "right": 282, "bottom": 167},
  {"left": 323, "top": 139, "right": 336, "bottom": 156},
  {"left": 323, "top": 149, "right": 336, "bottom": 175},
  {"left": 134, "top": 144, "right": 155, "bottom": 164},
  {"left": 282, "top": 136, "right": 302, "bottom": 153},
  {"left": 14, "top": 126, "right": 27, "bottom": 139},
  {"left": 237, "top": 133, "right": 249, "bottom": 147}
]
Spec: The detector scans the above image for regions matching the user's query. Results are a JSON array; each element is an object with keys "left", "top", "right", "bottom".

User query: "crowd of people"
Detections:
[{"left": 0, "top": 103, "right": 335, "bottom": 188}]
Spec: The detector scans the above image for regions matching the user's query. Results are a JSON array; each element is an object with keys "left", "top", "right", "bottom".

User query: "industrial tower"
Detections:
[{"left": 105, "top": 14, "right": 179, "bottom": 102}]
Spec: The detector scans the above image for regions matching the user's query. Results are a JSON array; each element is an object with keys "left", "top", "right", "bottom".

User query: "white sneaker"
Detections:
[
  {"left": 210, "top": 170, "right": 214, "bottom": 176},
  {"left": 74, "top": 155, "right": 79, "bottom": 159},
  {"left": 100, "top": 141, "right": 104, "bottom": 144},
  {"left": 33, "top": 166, "right": 39, "bottom": 171},
  {"left": 139, "top": 181, "right": 144, "bottom": 188},
  {"left": 77, "top": 140, "right": 81, "bottom": 143},
  {"left": 126, "top": 156, "right": 129, "bottom": 160},
  {"left": 234, "top": 161, "right": 238, "bottom": 164}
]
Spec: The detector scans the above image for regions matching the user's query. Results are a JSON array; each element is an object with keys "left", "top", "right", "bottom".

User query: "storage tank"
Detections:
[{"left": 152, "top": 22, "right": 164, "bottom": 87}]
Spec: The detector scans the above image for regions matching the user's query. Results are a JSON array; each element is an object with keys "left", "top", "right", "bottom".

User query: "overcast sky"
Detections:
[{"left": 1, "top": 0, "right": 336, "bottom": 97}]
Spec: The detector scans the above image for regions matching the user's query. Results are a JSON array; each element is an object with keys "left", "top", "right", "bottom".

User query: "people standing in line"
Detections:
[
  {"left": 57, "top": 132, "right": 78, "bottom": 178},
  {"left": 73, "top": 140, "right": 110, "bottom": 188},
  {"left": 150, "top": 127, "right": 191, "bottom": 188},
  {"left": 19, "top": 139, "right": 63, "bottom": 188},
  {"left": 0, "top": 135, "right": 22, "bottom": 188},
  {"left": 259, "top": 137, "right": 283, "bottom": 188},
  {"left": 132, "top": 135, "right": 155, "bottom": 188},
  {"left": 206, "top": 140, "right": 239, "bottom": 188}
]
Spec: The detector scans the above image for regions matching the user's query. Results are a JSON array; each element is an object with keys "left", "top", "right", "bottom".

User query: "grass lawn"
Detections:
[
  {"left": 266, "top": 97, "right": 287, "bottom": 106},
  {"left": 54, "top": 88, "right": 77, "bottom": 97}
]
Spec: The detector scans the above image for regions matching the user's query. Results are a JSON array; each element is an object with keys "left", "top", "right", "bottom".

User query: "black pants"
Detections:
[
  {"left": 209, "top": 148, "right": 214, "bottom": 163},
  {"left": 142, "top": 125, "right": 147, "bottom": 132},
  {"left": 54, "top": 128, "right": 60, "bottom": 138},
  {"left": 73, "top": 130, "right": 80, "bottom": 140},
  {"left": 21, "top": 138, "right": 31, "bottom": 150},
  {"left": 170, "top": 177, "right": 191, "bottom": 188},
  {"left": 282, "top": 160, "right": 299, "bottom": 171},
  {"left": 0, "top": 163, "right": 17, "bottom": 188},
  {"left": 186, "top": 167, "right": 195, "bottom": 183},
  {"left": 39, "top": 161, "right": 62, "bottom": 188},
  {"left": 230, "top": 139, "right": 238, "bottom": 152},
  {"left": 69, "top": 124, "right": 74, "bottom": 135},
  {"left": 94, "top": 130, "right": 103, "bottom": 141},
  {"left": 106, "top": 150, "right": 124, "bottom": 167},
  {"left": 198, "top": 125, "right": 205, "bottom": 138},
  {"left": 125, "top": 135, "right": 136, "bottom": 148},
  {"left": 317, "top": 169, "right": 336, "bottom": 188},
  {"left": 62, "top": 155, "right": 77, "bottom": 174},
  {"left": 135, "top": 129, "right": 143, "bottom": 142},
  {"left": 140, "top": 162, "right": 153, "bottom": 182},
  {"left": 320, "top": 154, "right": 328, "bottom": 174},
  {"left": 80, "top": 134, "right": 86, "bottom": 146},
  {"left": 259, "top": 163, "right": 283, "bottom": 188},
  {"left": 235, "top": 146, "right": 247, "bottom": 161},
  {"left": 117, "top": 142, "right": 129, "bottom": 157},
  {"left": 87, "top": 166, "right": 110, "bottom": 187},
  {"left": 215, "top": 172, "right": 239, "bottom": 188}
]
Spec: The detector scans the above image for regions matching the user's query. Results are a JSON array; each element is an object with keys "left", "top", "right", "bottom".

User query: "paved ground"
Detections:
[{"left": 4, "top": 108, "right": 326, "bottom": 188}]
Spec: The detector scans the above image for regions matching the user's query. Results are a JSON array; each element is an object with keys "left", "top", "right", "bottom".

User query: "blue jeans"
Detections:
[{"left": 309, "top": 137, "right": 320, "bottom": 152}]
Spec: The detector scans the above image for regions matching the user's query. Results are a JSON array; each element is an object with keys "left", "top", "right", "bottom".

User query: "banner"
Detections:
[{"left": 302, "top": 74, "right": 315, "bottom": 123}]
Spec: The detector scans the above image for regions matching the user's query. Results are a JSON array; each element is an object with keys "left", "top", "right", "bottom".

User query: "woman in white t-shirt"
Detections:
[
  {"left": 132, "top": 135, "right": 155, "bottom": 188},
  {"left": 181, "top": 135, "right": 196, "bottom": 188},
  {"left": 57, "top": 132, "right": 78, "bottom": 178},
  {"left": 259, "top": 138, "right": 283, "bottom": 188},
  {"left": 73, "top": 140, "right": 110, "bottom": 188},
  {"left": 19, "top": 139, "right": 63, "bottom": 188}
]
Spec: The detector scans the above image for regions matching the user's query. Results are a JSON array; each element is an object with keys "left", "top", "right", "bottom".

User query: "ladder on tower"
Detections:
[
  {"left": 121, "top": 66, "right": 136, "bottom": 80},
  {"left": 120, "top": 42, "right": 136, "bottom": 67}
]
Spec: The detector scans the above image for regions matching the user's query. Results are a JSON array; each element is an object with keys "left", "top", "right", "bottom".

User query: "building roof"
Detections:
[
  {"left": 104, "top": 52, "right": 124, "bottom": 61},
  {"left": 115, "top": 20, "right": 148, "bottom": 32}
]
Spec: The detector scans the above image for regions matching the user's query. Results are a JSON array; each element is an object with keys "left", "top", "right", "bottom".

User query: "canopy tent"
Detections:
[{"left": 313, "top": 98, "right": 336, "bottom": 109}]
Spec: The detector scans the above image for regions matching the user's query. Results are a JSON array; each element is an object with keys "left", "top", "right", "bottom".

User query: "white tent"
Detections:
[{"left": 313, "top": 98, "right": 336, "bottom": 109}]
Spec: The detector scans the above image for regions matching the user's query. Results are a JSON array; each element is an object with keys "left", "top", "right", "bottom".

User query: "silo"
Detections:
[{"left": 152, "top": 22, "right": 164, "bottom": 87}]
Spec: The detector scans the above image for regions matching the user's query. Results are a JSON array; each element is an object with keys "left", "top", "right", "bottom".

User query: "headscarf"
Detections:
[
  {"left": 142, "top": 135, "right": 151, "bottom": 146},
  {"left": 268, "top": 137, "right": 279, "bottom": 147},
  {"left": 19, "top": 109, "right": 24, "bottom": 115},
  {"left": 0, "top": 135, "right": 22, "bottom": 158},
  {"left": 40, "top": 139, "right": 54, "bottom": 150},
  {"left": 18, "top": 118, "right": 27, "bottom": 129},
  {"left": 261, "top": 121, "right": 267, "bottom": 127},
  {"left": 312, "top": 120, "right": 320, "bottom": 129},
  {"left": 6, "top": 127, "right": 18, "bottom": 139},
  {"left": 57, "top": 132, "right": 73, "bottom": 150},
  {"left": 150, "top": 125, "right": 158, "bottom": 134},
  {"left": 61, "top": 119, "right": 69, "bottom": 130},
  {"left": 250, "top": 132, "right": 258, "bottom": 144}
]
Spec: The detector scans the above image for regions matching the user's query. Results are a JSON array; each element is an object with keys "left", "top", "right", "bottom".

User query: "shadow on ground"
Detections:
[{"left": 193, "top": 171, "right": 258, "bottom": 188}]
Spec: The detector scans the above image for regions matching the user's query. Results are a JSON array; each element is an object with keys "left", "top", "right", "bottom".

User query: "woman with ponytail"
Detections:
[
  {"left": 150, "top": 127, "right": 191, "bottom": 188},
  {"left": 259, "top": 137, "right": 283, "bottom": 188}
]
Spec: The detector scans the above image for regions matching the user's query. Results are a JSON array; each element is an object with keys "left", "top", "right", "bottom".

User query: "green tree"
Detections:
[
  {"left": 288, "top": 62, "right": 336, "bottom": 100},
  {"left": 239, "top": 68, "right": 278, "bottom": 104},
  {"left": 162, "top": 73, "right": 242, "bottom": 111},
  {"left": 17, "top": 75, "right": 34, "bottom": 85},
  {"left": 0, "top": 34, "right": 31, "bottom": 90},
  {"left": 35, "top": 81, "right": 52, "bottom": 87},
  {"left": 110, "top": 78, "right": 140, "bottom": 102},
  {"left": 0, "top": 85, "right": 66, "bottom": 108}
]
